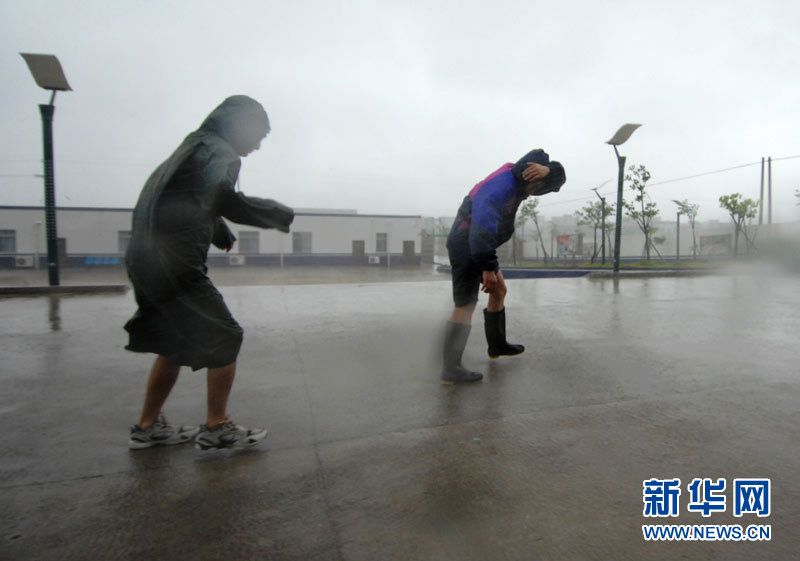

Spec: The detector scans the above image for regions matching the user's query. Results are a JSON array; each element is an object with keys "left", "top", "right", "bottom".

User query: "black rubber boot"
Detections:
[
  {"left": 484, "top": 308, "right": 525, "bottom": 358},
  {"left": 440, "top": 321, "right": 483, "bottom": 384}
]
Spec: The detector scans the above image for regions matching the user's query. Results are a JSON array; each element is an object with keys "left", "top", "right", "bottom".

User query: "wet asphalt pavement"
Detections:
[{"left": 1, "top": 273, "right": 798, "bottom": 560}]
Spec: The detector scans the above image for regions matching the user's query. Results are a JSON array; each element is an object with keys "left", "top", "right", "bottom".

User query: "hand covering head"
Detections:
[
  {"left": 200, "top": 95, "right": 270, "bottom": 156},
  {"left": 512, "top": 149, "right": 566, "bottom": 195}
]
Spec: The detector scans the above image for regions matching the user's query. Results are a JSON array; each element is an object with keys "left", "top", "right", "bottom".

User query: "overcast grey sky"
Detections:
[{"left": 2, "top": 0, "right": 798, "bottom": 222}]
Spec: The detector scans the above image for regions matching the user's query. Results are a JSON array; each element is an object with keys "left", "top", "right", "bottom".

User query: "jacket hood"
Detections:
[{"left": 512, "top": 148, "right": 566, "bottom": 195}]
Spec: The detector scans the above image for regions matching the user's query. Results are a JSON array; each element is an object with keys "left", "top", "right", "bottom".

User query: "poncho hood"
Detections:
[{"left": 199, "top": 95, "right": 270, "bottom": 156}]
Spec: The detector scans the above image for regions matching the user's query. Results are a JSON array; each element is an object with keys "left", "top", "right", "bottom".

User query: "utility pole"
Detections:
[
  {"left": 758, "top": 157, "right": 765, "bottom": 224},
  {"left": 768, "top": 156, "right": 773, "bottom": 225},
  {"left": 592, "top": 186, "right": 609, "bottom": 264},
  {"left": 672, "top": 200, "right": 685, "bottom": 262}
]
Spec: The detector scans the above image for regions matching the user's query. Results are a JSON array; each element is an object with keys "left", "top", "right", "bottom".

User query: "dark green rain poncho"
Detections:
[{"left": 124, "top": 95, "right": 293, "bottom": 370}]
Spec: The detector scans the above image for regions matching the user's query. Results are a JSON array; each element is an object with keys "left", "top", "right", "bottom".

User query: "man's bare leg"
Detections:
[
  {"left": 206, "top": 362, "right": 236, "bottom": 429},
  {"left": 138, "top": 355, "right": 180, "bottom": 429},
  {"left": 486, "top": 271, "right": 507, "bottom": 312}
]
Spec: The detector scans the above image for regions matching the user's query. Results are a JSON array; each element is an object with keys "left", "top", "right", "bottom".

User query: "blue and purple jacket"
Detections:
[{"left": 447, "top": 150, "right": 565, "bottom": 271}]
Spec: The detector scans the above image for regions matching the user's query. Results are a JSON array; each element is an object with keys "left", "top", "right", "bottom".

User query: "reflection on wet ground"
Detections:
[{"left": 0, "top": 264, "right": 450, "bottom": 288}]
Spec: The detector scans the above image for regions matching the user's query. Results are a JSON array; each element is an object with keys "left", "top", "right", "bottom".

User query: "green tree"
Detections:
[
  {"left": 435, "top": 218, "right": 450, "bottom": 236},
  {"left": 517, "top": 198, "right": 549, "bottom": 262},
  {"left": 719, "top": 193, "right": 758, "bottom": 256},
  {"left": 574, "top": 204, "right": 596, "bottom": 261},
  {"left": 674, "top": 199, "right": 700, "bottom": 259},
  {"left": 575, "top": 200, "right": 615, "bottom": 262},
  {"left": 513, "top": 214, "right": 523, "bottom": 265},
  {"left": 600, "top": 201, "right": 616, "bottom": 261},
  {"left": 623, "top": 164, "right": 661, "bottom": 259}
]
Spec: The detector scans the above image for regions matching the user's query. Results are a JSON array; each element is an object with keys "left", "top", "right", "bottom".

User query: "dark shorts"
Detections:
[
  {"left": 448, "top": 243, "right": 483, "bottom": 307},
  {"left": 124, "top": 271, "right": 243, "bottom": 371}
]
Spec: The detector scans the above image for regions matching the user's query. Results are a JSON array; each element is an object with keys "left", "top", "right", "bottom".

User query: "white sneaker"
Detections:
[
  {"left": 194, "top": 419, "right": 268, "bottom": 450},
  {"left": 128, "top": 413, "right": 200, "bottom": 450}
]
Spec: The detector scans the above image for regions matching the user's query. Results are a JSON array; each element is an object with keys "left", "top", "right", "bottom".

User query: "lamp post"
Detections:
[
  {"left": 20, "top": 53, "right": 72, "bottom": 286},
  {"left": 606, "top": 124, "right": 642, "bottom": 273}
]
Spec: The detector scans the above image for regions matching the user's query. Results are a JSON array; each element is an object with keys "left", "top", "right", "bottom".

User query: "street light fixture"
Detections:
[
  {"left": 606, "top": 123, "right": 642, "bottom": 273},
  {"left": 20, "top": 53, "right": 72, "bottom": 286}
]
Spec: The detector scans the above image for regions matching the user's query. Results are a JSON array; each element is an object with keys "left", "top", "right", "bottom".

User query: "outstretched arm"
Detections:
[
  {"left": 217, "top": 188, "right": 295, "bottom": 232},
  {"left": 212, "top": 159, "right": 294, "bottom": 232}
]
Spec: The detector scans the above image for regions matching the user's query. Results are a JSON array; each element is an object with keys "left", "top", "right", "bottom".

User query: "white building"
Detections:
[{"left": 0, "top": 206, "right": 426, "bottom": 268}]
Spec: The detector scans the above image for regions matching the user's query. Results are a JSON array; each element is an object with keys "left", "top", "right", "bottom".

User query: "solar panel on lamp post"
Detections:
[
  {"left": 606, "top": 124, "right": 642, "bottom": 273},
  {"left": 20, "top": 53, "right": 72, "bottom": 286}
]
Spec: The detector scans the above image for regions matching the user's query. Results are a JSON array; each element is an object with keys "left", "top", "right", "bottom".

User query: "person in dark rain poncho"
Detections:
[
  {"left": 125, "top": 96, "right": 294, "bottom": 450},
  {"left": 441, "top": 149, "right": 565, "bottom": 384}
]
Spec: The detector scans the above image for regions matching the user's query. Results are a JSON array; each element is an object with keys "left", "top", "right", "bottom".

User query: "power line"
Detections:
[
  {"left": 648, "top": 161, "right": 762, "bottom": 187},
  {"left": 538, "top": 153, "right": 800, "bottom": 210},
  {"left": 771, "top": 154, "right": 800, "bottom": 163},
  {"left": 538, "top": 194, "right": 605, "bottom": 208}
]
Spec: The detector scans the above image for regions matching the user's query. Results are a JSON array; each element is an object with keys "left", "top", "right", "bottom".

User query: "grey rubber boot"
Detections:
[{"left": 440, "top": 321, "right": 483, "bottom": 384}]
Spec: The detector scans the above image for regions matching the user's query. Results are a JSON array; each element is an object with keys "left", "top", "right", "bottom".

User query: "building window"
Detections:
[
  {"left": 238, "top": 231, "right": 259, "bottom": 254},
  {"left": 376, "top": 232, "right": 388, "bottom": 253},
  {"left": 0, "top": 230, "right": 16, "bottom": 253},
  {"left": 118, "top": 231, "right": 132, "bottom": 254},
  {"left": 292, "top": 232, "right": 312, "bottom": 253}
]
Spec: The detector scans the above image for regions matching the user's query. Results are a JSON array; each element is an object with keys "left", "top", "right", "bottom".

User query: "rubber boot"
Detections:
[
  {"left": 484, "top": 308, "right": 525, "bottom": 358},
  {"left": 440, "top": 321, "right": 483, "bottom": 384}
]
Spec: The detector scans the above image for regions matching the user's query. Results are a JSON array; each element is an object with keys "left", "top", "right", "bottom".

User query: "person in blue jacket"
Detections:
[{"left": 441, "top": 149, "right": 566, "bottom": 383}]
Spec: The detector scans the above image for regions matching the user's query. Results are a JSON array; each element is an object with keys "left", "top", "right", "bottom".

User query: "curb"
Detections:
[
  {"left": 437, "top": 265, "right": 591, "bottom": 279},
  {"left": 437, "top": 265, "right": 717, "bottom": 280},
  {"left": 586, "top": 270, "right": 715, "bottom": 279}
]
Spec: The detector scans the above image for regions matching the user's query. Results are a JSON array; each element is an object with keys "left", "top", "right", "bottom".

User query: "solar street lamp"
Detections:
[
  {"left": 606, "top": 124, "right": 641, "bottom": 273},
  {"left": 20, "top": 53, "right": 72, "bottom": 286}
]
